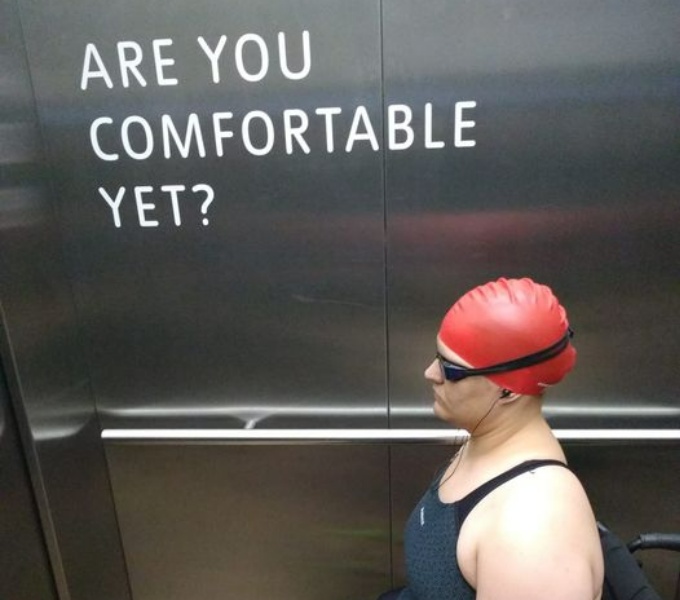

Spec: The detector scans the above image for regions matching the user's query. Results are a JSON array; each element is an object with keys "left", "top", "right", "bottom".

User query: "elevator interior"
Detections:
[{"left": 1, "top": 0, "right": 679, "bottom": 598}]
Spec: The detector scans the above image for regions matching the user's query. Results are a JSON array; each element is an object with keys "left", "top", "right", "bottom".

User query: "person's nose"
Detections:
[{"left": 424, "top": 358, "right": 443, "bottom": 383}]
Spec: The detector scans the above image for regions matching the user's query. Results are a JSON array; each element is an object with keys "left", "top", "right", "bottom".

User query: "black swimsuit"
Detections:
[{"left": 398, "top": 459, "right": 568, "bottom": 600}]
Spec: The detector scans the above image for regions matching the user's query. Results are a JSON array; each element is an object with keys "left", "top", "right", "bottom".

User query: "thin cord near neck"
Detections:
[{"left": 437, "top": 397, "right": 500, "bottom": 489}]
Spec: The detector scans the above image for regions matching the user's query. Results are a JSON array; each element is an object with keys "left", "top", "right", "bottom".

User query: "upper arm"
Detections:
[{"left": 473, "top": 473, "right": 602, "bottom": 600}]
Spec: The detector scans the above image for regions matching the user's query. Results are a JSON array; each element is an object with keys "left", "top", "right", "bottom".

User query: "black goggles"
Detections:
[{"left": 436, "top": 328, "right": 574, "bottom": 382}]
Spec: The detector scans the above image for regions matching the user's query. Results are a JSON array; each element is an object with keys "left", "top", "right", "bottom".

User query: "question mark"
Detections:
[{"left": 192, "top": 183, "right": 215, "bottom": 226}]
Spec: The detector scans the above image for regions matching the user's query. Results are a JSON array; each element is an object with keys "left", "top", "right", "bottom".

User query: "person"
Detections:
[{"left": 394, "top": 277, "right": 604, "bottom": 600}]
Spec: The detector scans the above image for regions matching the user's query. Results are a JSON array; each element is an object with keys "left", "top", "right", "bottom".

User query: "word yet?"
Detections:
[{"left": 99, "top": 183, "right": 215, "bottom": 228}]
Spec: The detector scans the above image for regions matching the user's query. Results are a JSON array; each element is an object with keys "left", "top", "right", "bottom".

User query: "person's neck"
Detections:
[{"left": 464, "top": 404, "right": 556, "bottom": 463}]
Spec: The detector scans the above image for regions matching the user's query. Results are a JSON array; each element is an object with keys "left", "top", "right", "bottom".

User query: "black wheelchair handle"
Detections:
[{"left": 628, "top": 533, "right": 680, "bottom": 554}]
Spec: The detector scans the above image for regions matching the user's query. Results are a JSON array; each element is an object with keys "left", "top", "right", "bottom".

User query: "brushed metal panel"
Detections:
[
  {"left": 390, "top": 442, "right": 680, "bottom": 599},
  {"left": 105, "top": 443, "right": 391, "bottom": 600},
  {"left": 18, "top": 0, "right": 386, "bottom": 430},
  {"left": 1, "top": 0, "right": 132, "bottom": 597},
  {"left": 383, "top": 0, "right": 680, "bottom": 428},
  {"left": 0, "top": 364, "right": 57, "bottom": 600}
]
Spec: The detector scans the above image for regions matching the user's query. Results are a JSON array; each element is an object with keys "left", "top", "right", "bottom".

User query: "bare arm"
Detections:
[{"left": 472, "top": 470, "right": 603, "bottom": 600}]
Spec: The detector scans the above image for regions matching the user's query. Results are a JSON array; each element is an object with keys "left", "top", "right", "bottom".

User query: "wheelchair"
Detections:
[{"left": 599, "top": 523, "right": 680, "bottom": 600}]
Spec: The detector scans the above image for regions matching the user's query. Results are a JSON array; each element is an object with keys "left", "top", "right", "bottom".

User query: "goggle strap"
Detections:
[{"left": 443, "top": 328, "right": 573, "bottom": 376}]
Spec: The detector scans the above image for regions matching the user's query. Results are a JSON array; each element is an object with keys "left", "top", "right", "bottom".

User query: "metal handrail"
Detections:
[{"left": 101, "top": 428, "right": 680, "bottom": 443}]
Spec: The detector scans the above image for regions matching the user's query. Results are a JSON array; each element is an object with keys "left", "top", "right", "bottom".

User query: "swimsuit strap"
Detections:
[{"left": 457, "top": 459, "right": 569, "bottom": 526}]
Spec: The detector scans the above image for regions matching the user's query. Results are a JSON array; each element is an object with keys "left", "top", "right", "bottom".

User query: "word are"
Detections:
[
  {"left": 80, "top": 31, "right": 311, "bottom": 89},
  {"left": 89, "top": 101, "right": 477, "bottom": 161},
  {"left": 98, "top": 183, "right": 215, "bottom": 228}
]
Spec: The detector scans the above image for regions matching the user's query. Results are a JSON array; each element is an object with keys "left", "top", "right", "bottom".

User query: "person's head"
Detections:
[{"left": 424, "top": 277, "right": 576, "bottom": 428}]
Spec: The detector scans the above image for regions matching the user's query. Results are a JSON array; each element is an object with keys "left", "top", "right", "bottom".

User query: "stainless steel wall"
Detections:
[
  {"left": 102, "top": 438, "right": 680, "bottom": 600},
  {"left": 0, "top": 360, "right": 57, "bottom": 600},
  {"left": 1, "top": 0, "right": 131, "bottom": 597},
  {"left": 105, "top": 443, "right": 392, "bottom": 600},
  {"left": 18, "top": 0, "right": 387, "bottom": 431},
  {"left": 384, "top": 0, "right": 680, "bottom": 429},
  {"left": 14, "top": 0, "right": 680, "bottom": 431},
  {"left": 2, "top": 0, "right": 679, "bottom": 598}
]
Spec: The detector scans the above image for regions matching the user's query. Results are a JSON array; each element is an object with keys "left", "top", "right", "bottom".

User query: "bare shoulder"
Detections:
[
  {"left": 497, "top": 464, "right": 598, "bottom": 539},
  {"left": 473, "top": 465, "right": 604, "bottom": 600}
]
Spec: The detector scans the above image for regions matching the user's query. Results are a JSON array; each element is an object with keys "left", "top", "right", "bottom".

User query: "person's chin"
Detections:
[{"left": 433, "top": 400, "right": 460, "bottom": 427}]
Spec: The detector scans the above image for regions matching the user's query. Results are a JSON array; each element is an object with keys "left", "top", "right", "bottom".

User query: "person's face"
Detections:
[{"left": 424, "top": 337, "right": 499, "bottom": 429}]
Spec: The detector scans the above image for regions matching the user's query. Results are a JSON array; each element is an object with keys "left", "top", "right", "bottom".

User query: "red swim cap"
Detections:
[{"left": 438, "top": 278, "right": 576, "bottom": 395}]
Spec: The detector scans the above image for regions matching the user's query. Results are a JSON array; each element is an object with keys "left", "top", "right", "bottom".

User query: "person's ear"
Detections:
[{"left": 498, "top": 389, "right": 520, "bottom": 403}]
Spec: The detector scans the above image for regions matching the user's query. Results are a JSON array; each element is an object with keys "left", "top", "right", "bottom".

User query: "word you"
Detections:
[{"left": 80, "top": 32, "right": 311, "bottom": 89}]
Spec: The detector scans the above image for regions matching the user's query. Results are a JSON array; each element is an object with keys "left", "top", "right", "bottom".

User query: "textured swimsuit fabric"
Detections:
[
  {"left": 397, "top": 472, "right": 475, "bottom": 600},
  {"left": 398, "top": 460, "right": 567, "bottom": 600}
]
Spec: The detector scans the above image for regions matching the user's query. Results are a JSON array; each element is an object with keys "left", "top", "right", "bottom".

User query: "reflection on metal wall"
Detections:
[
  {"left": 384, "top": 0, "right": 680, "bottom": 429},
  {"left": 105, "top": 443, "right": 391, "bottom": 600},
  {"left": 0, "top": 364, "right": 57, "bottom": 600},
  {"left": 1, "top": 0, "right": 131, "bottom": 598},
  {"left": 18, "top": 0, "right": 387, "bottom": 431},
  {"left": 12, "top": 0, "right": 680, "bottom": 431}
]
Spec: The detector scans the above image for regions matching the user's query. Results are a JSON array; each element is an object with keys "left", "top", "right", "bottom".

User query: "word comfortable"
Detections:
[{"left": 89, "top": 102, "right": 477, "bottom": 161}]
